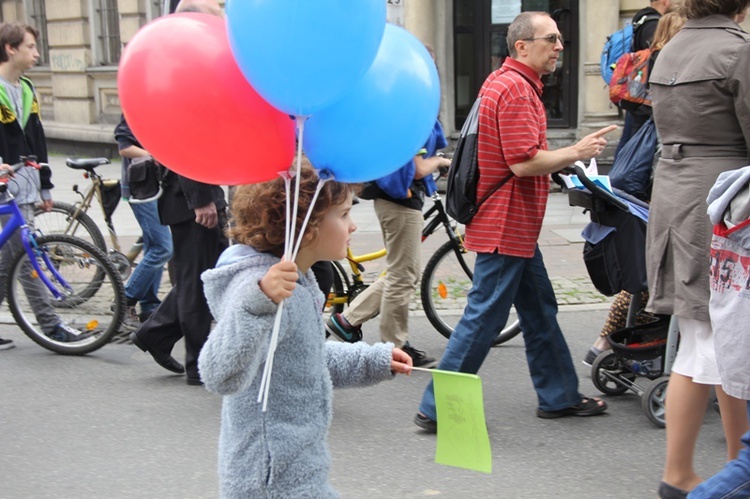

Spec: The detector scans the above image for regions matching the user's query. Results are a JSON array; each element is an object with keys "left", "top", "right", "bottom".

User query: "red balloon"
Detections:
[{"left": 118, "top": 13, "right": 295, "bottom": 185}]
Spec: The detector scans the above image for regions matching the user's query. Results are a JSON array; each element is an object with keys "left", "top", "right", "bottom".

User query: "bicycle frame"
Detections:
[
  {"left": 0, "top": 198, "right": 72, "bottom": 300},
  {"left": 327, "top": 191, "right": 469, "bottom": 309},
  {"left": 70, "top": 171, "right": 123, "bottom": 253}
]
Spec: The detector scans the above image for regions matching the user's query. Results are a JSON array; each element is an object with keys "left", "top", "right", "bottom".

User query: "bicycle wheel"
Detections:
[
  {"left": 7, "top": 234, "right": 126, "bottom": 355},
  {"left": 420, "top": 238, "right": 522, "bottom": 347},
  {"left": 33, "top": 201, "right": 107, "bottom": 252}
]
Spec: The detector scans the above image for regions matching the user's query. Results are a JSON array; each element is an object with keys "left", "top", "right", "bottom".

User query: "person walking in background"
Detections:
[
  {"left": 0, "top": 22, "right": 91, "bottom": 348},
  {"left": 688, "top": 162, "right": 750, "bottom": 498},
  {"left": 325, "top": 43, "right": 451, "bottom": 368},
  {"left": 414, "top": 11, "right": 615, "bottom": 433},
  {"left": 198, "top": 167, "right": 412, "bottom": 497},
  {"left": 583, "top": 10, "right": 686, "bottom": 366},
  {"left": 613, "top": 0, "right": 670, "bottom": 160},
  {"left": 325, "top": 117, "right": 451, "bottom": 368},
  {"left": 114, "top": 115, "right": 173, "bottom": 327},
  {"left": 129, "top": 0, "right": 228, "bottom": 386},
  {"left": 646, "top": 1, "right": 750, "bottom": 497}
]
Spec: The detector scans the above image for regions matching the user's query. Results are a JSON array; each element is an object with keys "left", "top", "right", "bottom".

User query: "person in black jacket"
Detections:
[
  {"left": 129, "top": 0, "right": 228, "bottom": 385},
  {"left": 129, "top": 167, "right": 228, "bottom": 385}
]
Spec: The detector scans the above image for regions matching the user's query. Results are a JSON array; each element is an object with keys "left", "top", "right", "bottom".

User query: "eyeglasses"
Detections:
[{"left": 522, "top": 34, "right": 564, "bottom": 45}]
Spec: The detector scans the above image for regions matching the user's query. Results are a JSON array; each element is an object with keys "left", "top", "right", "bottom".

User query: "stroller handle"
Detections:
[{"left": 571, "top": 164, "right": 630, "bottom": 212}]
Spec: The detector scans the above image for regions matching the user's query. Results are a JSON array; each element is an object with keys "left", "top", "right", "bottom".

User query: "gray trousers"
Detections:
[
  {"left": 0, "top": 203, "right": 59, "bottom": 333},
  {"left": 343, "top": 198, "right": 423, "bottom": 347}
]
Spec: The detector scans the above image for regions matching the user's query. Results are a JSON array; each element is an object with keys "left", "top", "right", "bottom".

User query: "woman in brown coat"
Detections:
[{"left": 647, "top": 1, "right": 750, "bottom": 497}]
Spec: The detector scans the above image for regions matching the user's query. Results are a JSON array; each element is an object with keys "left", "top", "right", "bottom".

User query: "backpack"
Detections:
[
  {"left": 445, "top": 96, "right": 512, "bottom": 225},
  {"left": 609, "top": 48, "right": 652, "bottom": 111},
  {"left": 127, "top": 155, "right": 167, "bottom": 204},
  {"left": 608, "top": 117, "right": 658, "bottom": 201},
  {"left": 600, "top": 14, "right": 660, "bottom": 85}
]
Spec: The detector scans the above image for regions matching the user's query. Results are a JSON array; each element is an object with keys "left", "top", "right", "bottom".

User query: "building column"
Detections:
[
  {"left": 578, "top": 0, "right": 621, "bottom": 137},
  {"left": 1, "top": 0, "right": 24, "bottom": 20},
  {"left": 399, "top": 0, "right": 453, "bottom": 134},
  {"left": 47, "top": 0, "right": 94, "bottom": 124}
]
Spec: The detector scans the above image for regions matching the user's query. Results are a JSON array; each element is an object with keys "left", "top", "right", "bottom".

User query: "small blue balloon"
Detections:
[
  {"left": 226, "top": 0, "right": 386, "bottom": 117},
  {"left": 303, "top": 24, "right": 441, "bottom": 183}
]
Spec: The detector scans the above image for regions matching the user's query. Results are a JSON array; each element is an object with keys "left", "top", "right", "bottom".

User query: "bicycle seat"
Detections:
[{"left": 66, "top": 158, "right": 111, "bottom": 170}]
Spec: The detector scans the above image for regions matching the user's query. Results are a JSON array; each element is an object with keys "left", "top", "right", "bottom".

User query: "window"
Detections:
[
  {"left": 147, "top": 0, "right": 166, "bottom": 21},
  {"left": 96, "top": 0, "right": 121, "bottom": 65},
  {"left": 453, "top": 0, "right": 579, "bottom": 129},
  {"left": 25, "top": 0, "right": 49, "bottom": 65}
]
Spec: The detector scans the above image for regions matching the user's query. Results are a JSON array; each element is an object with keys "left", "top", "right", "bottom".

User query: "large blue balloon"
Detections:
[
  {"left": 226, "top": 0, "right": 385, "bottom": 117},
  {"left": 303, "top": 24, "right": 441, "bottom": 183}
]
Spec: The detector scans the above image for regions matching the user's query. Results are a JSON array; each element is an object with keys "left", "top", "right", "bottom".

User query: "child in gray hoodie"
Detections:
[{"left": 199, "top": 167, "right": 413, "bottom": 498}]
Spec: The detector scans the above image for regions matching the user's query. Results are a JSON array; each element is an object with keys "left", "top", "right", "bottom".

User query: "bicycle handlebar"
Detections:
[{"left": 0, "top": 155, "right": 41, "bottom": 179}]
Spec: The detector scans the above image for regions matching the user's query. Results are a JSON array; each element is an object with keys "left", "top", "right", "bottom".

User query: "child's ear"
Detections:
[{"left": 300, "top": 228, "right": 319, "bottom": 248}]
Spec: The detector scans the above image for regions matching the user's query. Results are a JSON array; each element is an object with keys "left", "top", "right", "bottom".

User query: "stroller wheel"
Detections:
[
  {"left": 591, "top": 351, "right": 631, "bottom": 395},
  {"left": 642, "top": 376, "right": 669, "bottom": 428}
]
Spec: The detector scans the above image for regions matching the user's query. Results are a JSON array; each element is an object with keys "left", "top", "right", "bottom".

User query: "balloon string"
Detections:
[
  {"left": 282, "top": 173, "right": 292, "bottom": 258},
  {"left": 258, "top": 116, "right": 307, "bottom": 412},
  {"left": 257, "top": 301, "right": 284, "bottom": 409},
  {"left": 291, "top": 178, "right": 327, "bottom": 260},
  {"left": 287, "top": 116, "right": 307, "bottom": 260}
]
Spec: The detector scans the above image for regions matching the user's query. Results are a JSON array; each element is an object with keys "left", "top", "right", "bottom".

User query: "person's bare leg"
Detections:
[
  {"left": 662, "top": 372, "right": 710, "bottom": 491},
  {"left": 593, "top": 335, "right": 609, "bottom": 351},
  {"left": 716, "top": 386, "right": 750, "bottom": 461}
]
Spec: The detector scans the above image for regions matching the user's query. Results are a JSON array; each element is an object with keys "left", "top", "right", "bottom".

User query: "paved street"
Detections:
[
  {"left": 1, "top": 311, "right": 728, "bottom": 498},
  {"left": 0, "top": 156, "right": 729, "bottom": 497}
]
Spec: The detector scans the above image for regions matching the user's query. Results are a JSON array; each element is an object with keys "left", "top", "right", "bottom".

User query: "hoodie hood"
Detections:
[
  {"left": 707, "top": 165, "right": 750, "bottom": 247},
  {"left": 202, "top": 244, "right": 323, "bottom": 323},
  {"left": 216, "top": 243, "right": 264, "bottom": 268},
  {"left": 707, "top": 165, "right": 750, "bottom": 226}
]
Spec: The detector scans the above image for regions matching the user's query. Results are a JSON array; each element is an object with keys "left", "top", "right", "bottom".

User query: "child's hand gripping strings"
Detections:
[
  {"left": 259, "top": 261, "right": 299, "bottom": 304},
  {"left": 391, "top": 348, "right": 414, "bottom": 374}
]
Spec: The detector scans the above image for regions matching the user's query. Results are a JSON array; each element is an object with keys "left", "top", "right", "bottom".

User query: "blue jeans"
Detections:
[
  {"left": 689, "top": 429, "right": 750, "bottom": 498},
  {"left": 126, "top": 200, "right": 173, "bottom": 314},
  {"left": 418, "top": 246, "right": 581, "bottom": 420}
]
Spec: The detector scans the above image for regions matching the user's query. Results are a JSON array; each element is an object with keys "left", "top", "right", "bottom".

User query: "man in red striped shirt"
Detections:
[{"left": 415, "top": 11, "right": 617, "bottom": 433}]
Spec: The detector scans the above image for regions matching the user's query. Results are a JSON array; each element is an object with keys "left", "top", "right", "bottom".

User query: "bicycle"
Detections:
[
  {"left": 32, "top": 157, "right": 141, "bottom": 280},
  {"left": 326, "top": 185, "right": 522, "bottom": 347},
  {"left": 0, "top": 156, "right": 126, "bottom": 354}
]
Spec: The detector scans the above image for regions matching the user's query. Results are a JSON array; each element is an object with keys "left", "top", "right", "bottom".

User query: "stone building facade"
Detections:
[{"left": 0, "top": 0, "right": 746, "bottom": 156}]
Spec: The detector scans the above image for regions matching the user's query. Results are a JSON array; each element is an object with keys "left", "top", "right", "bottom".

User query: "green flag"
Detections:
[{"left": 432, "top": 369, "right": 492, "bottom": 474}]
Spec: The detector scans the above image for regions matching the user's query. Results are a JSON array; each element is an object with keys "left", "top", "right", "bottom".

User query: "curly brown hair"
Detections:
[{"left": 229, "top": 165, "right": 354, "bottom": 257}]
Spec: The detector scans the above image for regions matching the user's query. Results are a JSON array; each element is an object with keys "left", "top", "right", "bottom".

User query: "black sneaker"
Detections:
[
  {"left": 414, "top": 413, "right": 437, "bottom": 433},
  {"left": 48, "top": 323, "right": 94, "bottom": 343},
  {"left": 402, "top": 343, "right": 437, "bottom": 369},
  {"left": 0, "top": 337, "right": 15, "bottom": 350},
  {"left": 582, "top": 349, "right": 598, "bottom": 367},
  {"left": 325, "top": 313, "right": 362, "bottom": 343}
]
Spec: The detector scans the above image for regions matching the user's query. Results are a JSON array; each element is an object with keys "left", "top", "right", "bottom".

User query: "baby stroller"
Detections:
[{"left": 561, "top": 164, "right": 679, "bottom": 428}]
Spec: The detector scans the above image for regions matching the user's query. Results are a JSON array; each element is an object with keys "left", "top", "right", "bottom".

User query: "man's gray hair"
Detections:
[{"left": 507, "top": 11, "right": 550, "bottom": 58}]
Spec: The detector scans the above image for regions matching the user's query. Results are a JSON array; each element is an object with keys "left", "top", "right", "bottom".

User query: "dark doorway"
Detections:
[{"left": 453, "top": 0, "right": 578, "bottom": 129}]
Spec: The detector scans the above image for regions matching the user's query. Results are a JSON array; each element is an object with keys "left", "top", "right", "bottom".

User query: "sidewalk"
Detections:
[
  {"left": 349, "top": 192, "right": 610, "bottom": 311},
  {"left": 44, "top": 155, "right": 609, "bottom": 312}
]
